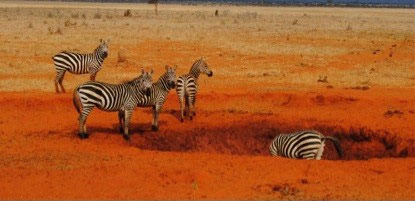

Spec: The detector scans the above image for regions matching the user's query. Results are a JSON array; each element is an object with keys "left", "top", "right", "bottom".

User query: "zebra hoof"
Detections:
[
  {"left": 79, "top": 133, "right": 89, "bottom": 139},
  {"left": 180, "top": 118, "right": 184, "bottom": 123},
  {"left": 119, "top": 127, "right": 124, "bottom": 134},
  {"left": 151, "top": 125, "right": 159, "bottom": 131},
  {"left": 123, "top": 134, "right": 130, "bottom": 141}
]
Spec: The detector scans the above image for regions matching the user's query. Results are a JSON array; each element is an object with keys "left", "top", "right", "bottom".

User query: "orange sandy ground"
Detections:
[{"left": 0, "top": 87, "right": 414, "bottom": 200}]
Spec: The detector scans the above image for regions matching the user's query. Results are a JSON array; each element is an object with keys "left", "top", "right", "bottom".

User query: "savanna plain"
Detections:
[{"left": 0, "top": 1, "right": 414, "bottom": 200}]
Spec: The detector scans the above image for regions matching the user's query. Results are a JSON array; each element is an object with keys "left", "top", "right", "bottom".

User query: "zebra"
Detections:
[
  {"left": 53, "top": 39, "right": 110, "bottom": 93},
  {"left": 176, "top": 57, "right": 213, "bottom": 122},
  {"left": 269, "top": 130, "right": 343, "bottom": 160},
  {"left": 133, "top": 65, "right": 177, "bottom": 131},
  {"left": 72, "top": 68, "right": 153, "bottom": 141}
]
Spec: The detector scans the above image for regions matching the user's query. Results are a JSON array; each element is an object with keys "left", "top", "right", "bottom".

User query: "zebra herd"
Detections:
[{"left": 53, "top": 39, "right": 343, "bottom": 160}]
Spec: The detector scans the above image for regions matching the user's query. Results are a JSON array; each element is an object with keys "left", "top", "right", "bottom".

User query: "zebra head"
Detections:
[
  {"left": 96, "top": 39, "right": 109, "bottom": 59},
  {"left": 163, "top": 65, "right": 177, "bottom": 89},
  {"left": 135, "top": 68, "right": 153, "bottom": 96},
  {"left": 192, "top": 57, "right": 213, "bottom": 77}
]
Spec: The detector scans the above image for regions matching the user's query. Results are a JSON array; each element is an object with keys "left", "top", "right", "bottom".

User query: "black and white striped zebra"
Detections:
[
  {"left": 269, "top": 130, "right": 343, "bottom": 160},
  {"left": 134, "top": 65, "right": 177, "bottom": 131},
  {"left": 176, "top": 57, "right": 213, "bottom": 122},
  {"left": 53, "top": 39, "right": 110, "bottom": 93},
  {"left": 72, "top": 68, "right": 153, "bottom": 141}
]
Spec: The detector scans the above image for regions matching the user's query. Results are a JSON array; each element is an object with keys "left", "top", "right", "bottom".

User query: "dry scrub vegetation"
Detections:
[{"left": 0, "top": 2, "right": 414, "bottom": 92}]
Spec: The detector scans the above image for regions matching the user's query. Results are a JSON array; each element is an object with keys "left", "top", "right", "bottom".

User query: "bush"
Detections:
[
  {"left": 71, "top": 12, "right": 79, "bottom": 19},
  {"left": 94, "top": 12, "right": 101, "bottom": 19},
  {"left": 64, "top": 19, "right": 76, "bottom": 27},
  {"left": 118, "top": 49, "right": 127, "bottom": 63},
  {"left": 124, "top": 9, "right": 132, "bottom": 17}
]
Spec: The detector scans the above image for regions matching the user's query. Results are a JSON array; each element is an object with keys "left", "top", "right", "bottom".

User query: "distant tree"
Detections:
[{"left": 148, "top": 0, "right": 158, "bottom": 16}]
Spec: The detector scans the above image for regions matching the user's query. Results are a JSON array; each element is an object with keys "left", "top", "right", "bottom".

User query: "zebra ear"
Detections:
[
  {"left": 201, "top": 56, "right": 206, "bottom": 61},
  {"left": 173, "top": 65, "right": 177, "bottom": 70},
  {"left": 150, "top": 68, "right": 154, "bottom": 74},
  {"left": 100, "top": 38, "right": 103, "bottom": 43},
  {"left": 141, "top": 67, "right": 145, "bottom": 74},
  {"left": 165, "top": 65, "right": 169, "bottom": 71}
]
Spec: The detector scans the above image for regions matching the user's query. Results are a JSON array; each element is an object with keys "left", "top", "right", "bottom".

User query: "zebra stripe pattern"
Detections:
[
  {"left": 176, "top": 57, "right": 213, "bottom": 122},
  {"left": 53, "top": 39, "right": 109, "bottom": 93},
  {"left": 135, "top": 65, "right": 177, "bottom": 131},
  {"left": 269, "top": 130, "right": 343, "bottom": 160},
  {"left": 73, "top": 68, "right": 153, "bottom": 141}
]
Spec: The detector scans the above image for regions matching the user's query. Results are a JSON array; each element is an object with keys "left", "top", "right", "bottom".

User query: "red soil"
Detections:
[{"left": 0, "top": 87, "right": 414, "bottom": 200}]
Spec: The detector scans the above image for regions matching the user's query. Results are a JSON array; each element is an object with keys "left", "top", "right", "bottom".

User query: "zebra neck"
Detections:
[
  {"left": 94, "top": 51, "right": 105, "bottom": 63},
  {"left": 156, "top": 76, "right": 170, "bottom": 92},
  {"left": 131, "top": 86, "right": 145, "bottom": 103},
  {"left": 189, "top": 70, "right": 200, "bottom": 80},
  {"left": 93, "top": 47, "right": 105, "bottom": 62}
]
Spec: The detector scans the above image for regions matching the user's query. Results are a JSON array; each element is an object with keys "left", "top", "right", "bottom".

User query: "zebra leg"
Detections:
[
  {"left": 118, "top": 110, "right": 125, "bottom": 134},
  {"left": 123, "top": 109, "right": 133, "bottom": 141},
  {"left": 192, "top": 96, "right": 197, "bottom": 116},
  {"left": 185, "top": 95, "right": 191, "bottom": 120},
  {"left": 90, "top": 72, "right": 97, "bottom": 81},
  {"left": 59, "top": 71, "right": 66, "bottom": 93},
  {"left": 151, "top": 105, "right": 160, "bottom": 131},
  {"left": 188, "top": 96, "right": 195, "bottom": 120},
  {"left": 179, "top": 95, "right": 185, "bottom": 122},
  {"left": 78, "top": 106, "right": 93, "bottom": 139},
  {"left": 54, "top": 70, "right": 66, "bottom": 93}
]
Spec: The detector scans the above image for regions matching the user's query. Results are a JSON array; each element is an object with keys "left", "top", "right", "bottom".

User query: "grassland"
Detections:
[{"left": 0, "top": 1, "right": 413, "bottom": 92}]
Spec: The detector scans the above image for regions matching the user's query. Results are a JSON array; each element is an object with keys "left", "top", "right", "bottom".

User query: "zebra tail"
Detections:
[
  {"left": 323, "top": 136, "right": 343, "bottom": 158},
  {"left": 73, "top": 85, "right": 82, "bottom": 114}
]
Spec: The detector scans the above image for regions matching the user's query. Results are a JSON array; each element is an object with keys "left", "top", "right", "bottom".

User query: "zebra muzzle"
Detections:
[
  {"left": 208, "top": 71, "right": 213, "bottom": 77},
  {"left": 169, "top": 81, "right": 176, "bottom": 89},
  {"left": 145, "top": 88, "right": 151, "bottom": 96}
]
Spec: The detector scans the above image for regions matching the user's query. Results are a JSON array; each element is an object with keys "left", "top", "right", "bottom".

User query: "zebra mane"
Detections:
[
  {"left": 190, "top": 59, "right": 204, "bottom": 70},
  {"left": 123, "top": 75, "right": 143, "bottom": 86},
  {"left": 189, "top": 59, "right": 206, "bottom": 78}
]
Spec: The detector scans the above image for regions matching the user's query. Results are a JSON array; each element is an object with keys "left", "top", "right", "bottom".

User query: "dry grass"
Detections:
[{"left": 0, "top": 2, "right": 413, "bottom": 92}]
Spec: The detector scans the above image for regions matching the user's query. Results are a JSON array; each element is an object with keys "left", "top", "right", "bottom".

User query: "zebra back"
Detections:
[
  {"left": 76, "top": 69, "right": 153, "bottom": 111},
  {"left": 53, "top": 39, "right": 109, "bottom": 74},
  {"left": 269, "top": 130, "right": 324, "bottom": 159}
]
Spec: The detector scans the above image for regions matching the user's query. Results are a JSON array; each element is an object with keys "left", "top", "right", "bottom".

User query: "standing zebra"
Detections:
[
  {"left": 73, "top": 68, "right": 153, "bottom": 141},
  {"left": 269, "top": 130, "right": 343, "bottom": 160},
  {"left": 133, "top": 65, "right": 177, "bottom": 131},
  {"left": 176, "top": 57, "right": 213, "bottom": 122},
  {"left": 53, "top": 39, "right": 110, "bottom": 93}
]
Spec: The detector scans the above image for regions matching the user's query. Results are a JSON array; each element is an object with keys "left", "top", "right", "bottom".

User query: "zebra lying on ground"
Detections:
[
  {"left": 269, "top": 130, "right": 343, "bottom": 160},
  {"left": 72, "top": 68, "right": 153, "bottom": 141},
  {"left": 176, "top": 57, "right": 213, "bottom": 122},
  {"left": 53, "top": 39, "right": 110, "bottom": 93},
  {"left": 133, "top": 65, "right": 177, "bottom": 131}
]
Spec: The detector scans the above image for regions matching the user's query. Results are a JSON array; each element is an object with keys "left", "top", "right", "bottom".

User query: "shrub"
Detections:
[
  {"left": 118, "top": 49, "right": 127, "bottom": 63},
  {"left": 124, "top": 9, "right": 132, "bottom": 17},
  {"left": 64, "top": 19, "right": 76, "bottom": 27},
  {"left": 94, "top": 12, "right": 101, "bottom": 19},
  {"left": 71, "top": 12, "right": 79, "bottom": 19}
]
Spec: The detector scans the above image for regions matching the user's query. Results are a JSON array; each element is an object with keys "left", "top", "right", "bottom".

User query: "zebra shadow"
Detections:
[
  {"left": 71, "top": 123, "right": 158, "bottom": 138},
  {"left": 141, "top": 109, "right": 183, "bottom": 122}
]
